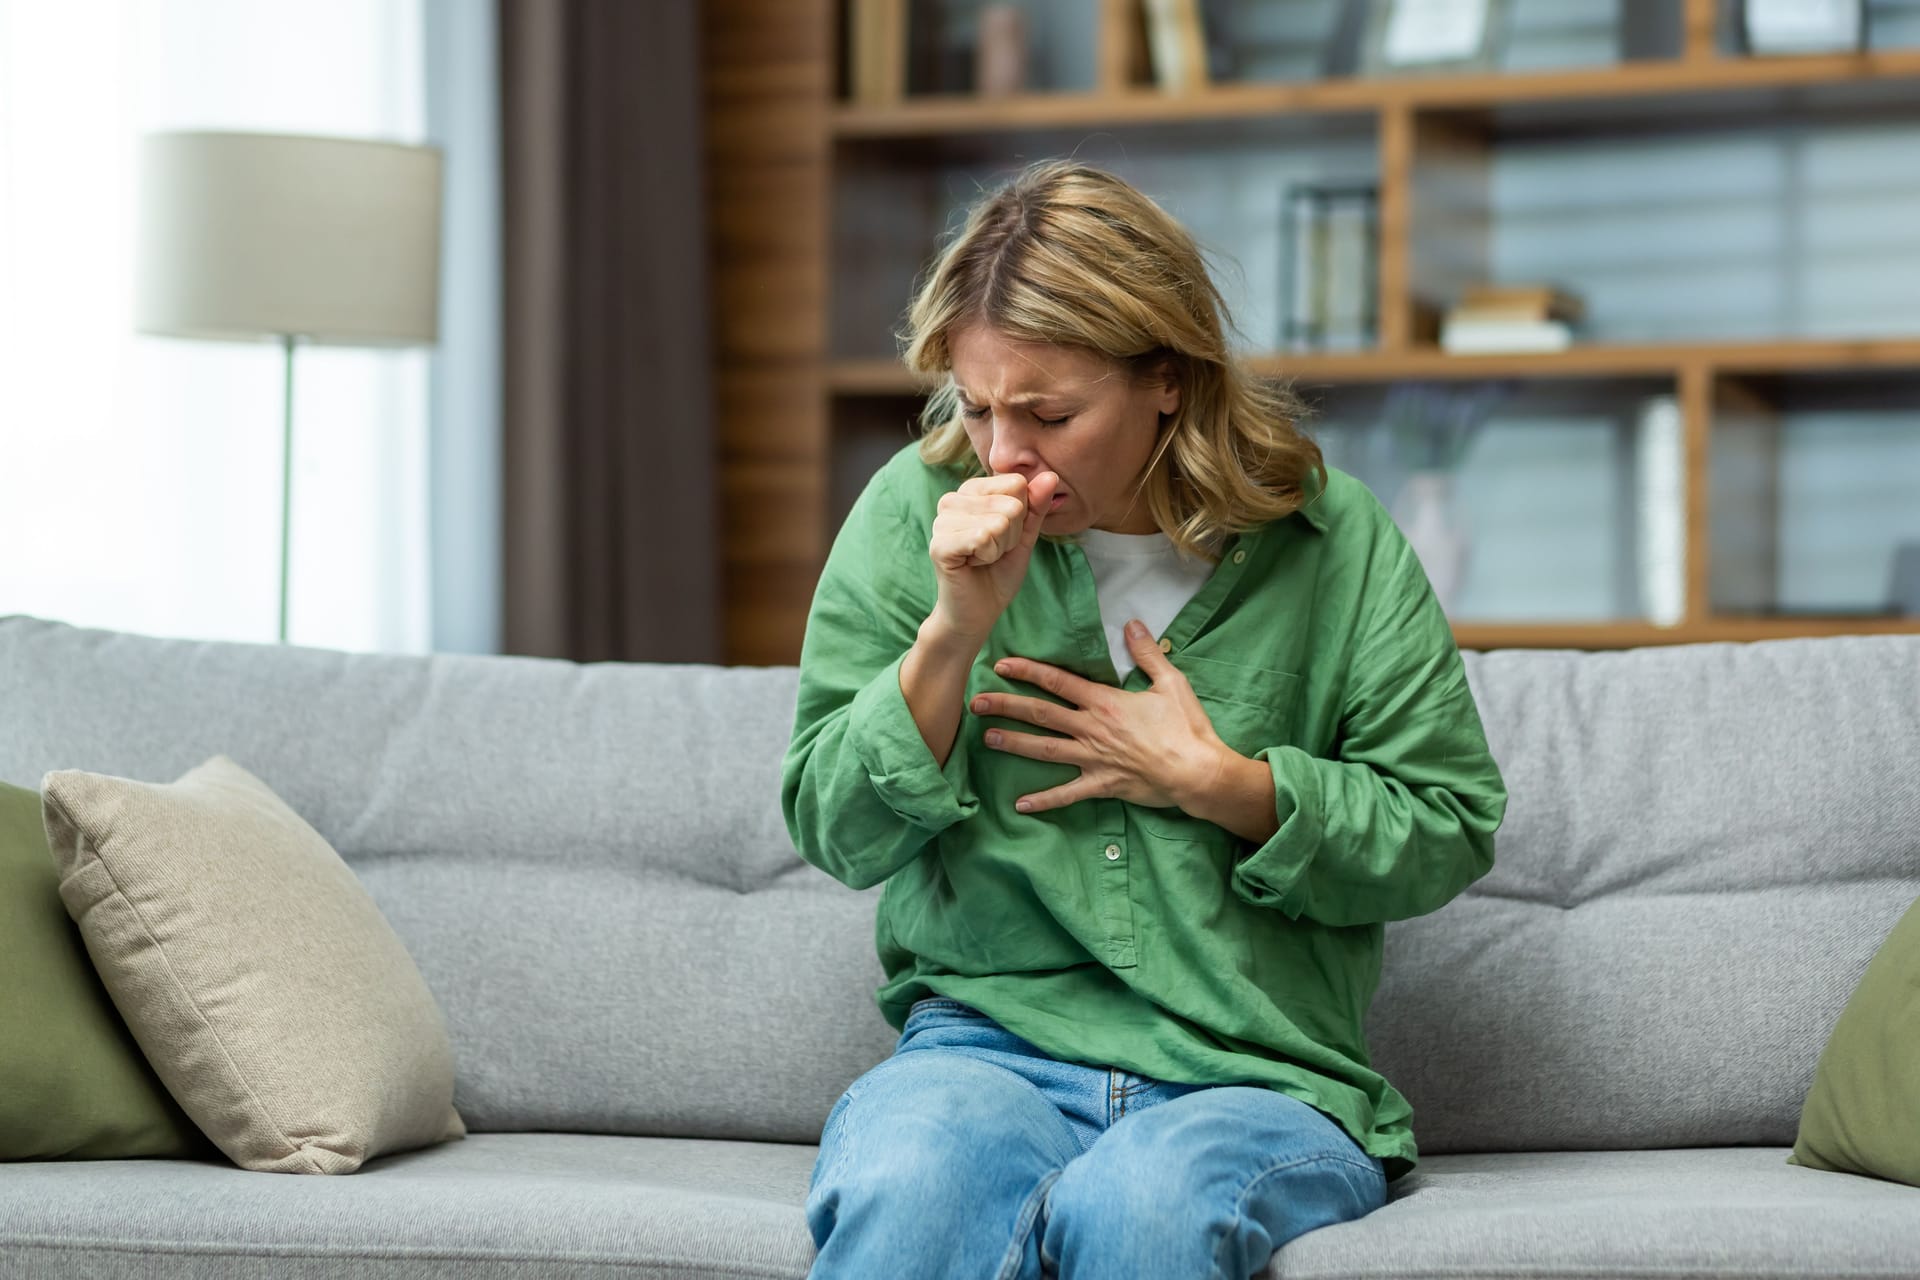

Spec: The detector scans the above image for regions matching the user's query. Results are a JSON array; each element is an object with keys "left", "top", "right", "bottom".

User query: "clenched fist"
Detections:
[{"left": 927, "top": 470, "right": 1060, "bottom": 644}]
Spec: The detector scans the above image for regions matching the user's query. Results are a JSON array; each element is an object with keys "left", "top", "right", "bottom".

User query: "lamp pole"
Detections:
[{"left": 278, "top": 333, "right": 297, "bottom": 644}]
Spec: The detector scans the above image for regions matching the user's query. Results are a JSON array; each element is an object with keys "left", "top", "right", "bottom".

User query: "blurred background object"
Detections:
[{"left": 136, "top": 131, "right": 443, "bottom": 643}]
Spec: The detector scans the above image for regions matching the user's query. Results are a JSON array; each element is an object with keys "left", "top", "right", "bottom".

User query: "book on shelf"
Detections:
[
  {"left": 849, "top": 0, "right": 905, "bottom": 103},
  {"left": 1440, "top": 283, "right": 1585, "bottom": 353},
  {"left": 1633, "top": 395, "right": 1686, "bottom": 627},
  {"left": 1455, "top": 283, "right": 1586, "bottom": 324},
  {"left": 1143, "top": 0, "right": 1210, "bottom": 91},
  {"left": 1740, "top": 0, "right": 1866, "bottom": 55},
  {"left": 1279, "top": 183, "right": 1379, "bottom": 352},
  {"left": 1440, "top": 318, "right": 1575, "bottom": 353}
]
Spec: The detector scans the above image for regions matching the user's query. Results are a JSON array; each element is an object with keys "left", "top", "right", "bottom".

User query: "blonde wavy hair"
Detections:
[{"left": 902, "top": 159, "right": 1324, "bottom": 564}]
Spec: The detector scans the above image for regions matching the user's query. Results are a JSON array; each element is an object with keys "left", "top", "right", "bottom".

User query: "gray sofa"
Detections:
[{"left": 2, "top": 613, "right": 1916, "bottom": 1279}]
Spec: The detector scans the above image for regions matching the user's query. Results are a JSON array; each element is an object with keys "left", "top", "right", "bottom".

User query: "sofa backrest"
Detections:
[
  {"left": 2, "top": 614, "right": 1914, "bottom": 1154},
  {"left": 1384, "top": 635, "right": 1918, "bottom": 1154},
  {"left": 0, "top": 615, "right": 893, "bottom": 1145}
]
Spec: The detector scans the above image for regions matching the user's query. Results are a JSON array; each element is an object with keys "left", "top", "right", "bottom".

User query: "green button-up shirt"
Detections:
[{"left": 781, "top": 442, "right": 1507, "bottom": 1182}]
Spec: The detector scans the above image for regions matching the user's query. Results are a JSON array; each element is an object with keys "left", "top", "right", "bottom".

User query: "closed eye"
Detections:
[{"left": 960, "top": 404, "right": 1072, "bottom": 427}]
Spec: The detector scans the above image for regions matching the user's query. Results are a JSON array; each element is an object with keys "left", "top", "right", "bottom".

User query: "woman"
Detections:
[{"left": 780, "top": 160, "right": 1507, "bottom": 1279}]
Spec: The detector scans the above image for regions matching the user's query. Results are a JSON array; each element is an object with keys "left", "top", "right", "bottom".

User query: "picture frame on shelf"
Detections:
[
  {"left": 1360, "top": 0, "right": 1510, "bottom": 77},
  {"left": 1279, "top": 182, "right": 1379, "bottom": 353},
  {"left": 1739, "top": 0, "right": 1867, "bottom": 55}
]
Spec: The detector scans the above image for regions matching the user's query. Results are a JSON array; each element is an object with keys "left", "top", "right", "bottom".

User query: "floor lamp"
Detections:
[{"left": 135, "top": 131, "right": 442, "bottom": 643}]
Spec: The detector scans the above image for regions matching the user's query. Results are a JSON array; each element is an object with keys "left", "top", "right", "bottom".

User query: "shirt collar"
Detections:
[{"left": 1288, "top": 465, "right": 1332, "bottom": 534}]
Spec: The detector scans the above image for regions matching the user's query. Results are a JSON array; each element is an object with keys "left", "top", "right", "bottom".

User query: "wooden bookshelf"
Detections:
[{"left": 706, "top": 0, "right": 1920, "bottom": 664}]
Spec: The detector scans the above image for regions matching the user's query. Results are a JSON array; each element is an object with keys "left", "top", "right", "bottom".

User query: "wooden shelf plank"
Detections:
[
  {"left": 1456, "top": 618, "right": 1920, "bottom": 650},
  {"left": 831, "top": 48, "right": 1920, "bottom": 138},
  {"left": 827, "top": 357, "right": 936, "bottom": 394},
  {"left": 827, "top": 338, "right": 1920, "bottom": 394}
]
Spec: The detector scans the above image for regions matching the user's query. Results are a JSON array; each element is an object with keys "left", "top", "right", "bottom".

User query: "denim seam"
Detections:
[
  {"left": 995, "top": 1167, "right": 1061, "bottom": 1280},
  {"left": 1211, "top": 1150, "right": 1384, "bottom": 1280},
  {"left": 814, "top": 1077, "right": 866, "bottom": 1198}
]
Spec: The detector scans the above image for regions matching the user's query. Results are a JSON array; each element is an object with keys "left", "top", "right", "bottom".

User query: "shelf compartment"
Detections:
[
  {"left": 829, "top": 127, "right": 1379, "bottom": 362},
  {"left": 1708, "top": 367, "right": 1920, "bottom": 623},
  {"left": 1299, "top": 377, "right": 1683, "bottom": 626}
]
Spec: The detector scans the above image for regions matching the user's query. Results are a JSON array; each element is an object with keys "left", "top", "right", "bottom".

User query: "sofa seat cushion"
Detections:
[
  {"left": 1285, "top": 1147, "right": 1920, "bottom": 1279},
  {"left": 0, "top": 1133, "right": 819, "bottom": 1280},
  {"left": 4, "top": 1139, "right": 1918, "bottom": 1279}
]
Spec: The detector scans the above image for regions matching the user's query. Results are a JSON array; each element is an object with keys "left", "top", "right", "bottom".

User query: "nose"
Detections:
[{"left": 984, "top": 416, "right": 1041, "bottom": 478}]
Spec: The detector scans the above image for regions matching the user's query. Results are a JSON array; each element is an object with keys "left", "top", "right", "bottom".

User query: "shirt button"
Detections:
[
  {"left": 1232, "top": 549, "right": 1247, "bottom": 565},
  {"left": 1104, "top": 844, "right": 1121, "bottom": 860},
  {"left": 1157, "top": 637, "right": 1172, "bottom": 654}
]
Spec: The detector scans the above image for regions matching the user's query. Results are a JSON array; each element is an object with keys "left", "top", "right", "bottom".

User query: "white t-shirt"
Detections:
[{"left": 1073, "top": 527, "right": 1215, "bottom": 680}]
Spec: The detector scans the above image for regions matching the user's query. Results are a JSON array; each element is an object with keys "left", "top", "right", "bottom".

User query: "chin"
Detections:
[{"left": 1046, "top": 508, "right": 1090, "bottom": 534}]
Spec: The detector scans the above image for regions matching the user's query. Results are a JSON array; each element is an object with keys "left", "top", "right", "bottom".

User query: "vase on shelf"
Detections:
[{"left": 1391, "top": 470, "right": 1471, "bottom": 616}]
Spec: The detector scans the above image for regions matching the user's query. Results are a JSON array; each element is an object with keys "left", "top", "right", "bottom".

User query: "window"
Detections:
[{"left": 0, "top": 0, "right": 431, "bottom": 652}]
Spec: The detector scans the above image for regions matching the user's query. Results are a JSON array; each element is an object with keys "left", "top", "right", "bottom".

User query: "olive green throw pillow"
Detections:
[
  {"left": 0, "top": 780, "right": 215, "bottom": 1161},
  {"left": 1789, "top": 892, "right": 1920, "bottom": 1187}
]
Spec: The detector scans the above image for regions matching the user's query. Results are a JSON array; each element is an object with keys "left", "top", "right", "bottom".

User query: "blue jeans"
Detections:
[{"left": 805, "top": 998, "right": 1387, "bottom": 1280}]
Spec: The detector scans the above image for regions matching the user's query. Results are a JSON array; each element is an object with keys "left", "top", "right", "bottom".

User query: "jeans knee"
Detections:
[
  {"left": 1040, "top": 1099, "right": 1385, "bottom": 1280},
  {"left": 808, "top": 1054, "right": 1070, "bottom": 1253},
  {"left": 1044, "top": 1131, "right": 1232, "bottom": 1249}
]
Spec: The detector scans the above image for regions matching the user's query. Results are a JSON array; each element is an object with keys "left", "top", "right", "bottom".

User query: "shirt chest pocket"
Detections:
[
  {"left": 1132, "top": 654, "right": 1303, "bottom": 840},
  {"left": 1173, "top": 654, "right": 1304, "bottom": 761}
]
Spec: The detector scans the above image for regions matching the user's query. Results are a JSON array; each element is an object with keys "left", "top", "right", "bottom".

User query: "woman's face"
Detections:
[{"left": 949, "top": 324, "right": 1180, "bottom": 536}]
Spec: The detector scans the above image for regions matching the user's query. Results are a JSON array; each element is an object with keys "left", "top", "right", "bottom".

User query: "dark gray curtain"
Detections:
[{"left": 498, "top": 0, "right": 719, "bottom": 663}]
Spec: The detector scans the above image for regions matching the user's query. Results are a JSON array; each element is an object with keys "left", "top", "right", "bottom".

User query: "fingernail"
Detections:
[
  {"left": 972, "top": 696, "right": 990, "bottom": 713},
  {"left": 985, "top": 731, "right": 1003, "bottom": 746},
  {"left": 1015, "top": 799, "right": 1032, "bottom": 812}
]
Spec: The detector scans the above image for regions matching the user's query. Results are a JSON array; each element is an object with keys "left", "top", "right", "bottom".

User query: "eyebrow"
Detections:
[{"left": 953, "top": 386, "right": 1076, "bottom": 407}]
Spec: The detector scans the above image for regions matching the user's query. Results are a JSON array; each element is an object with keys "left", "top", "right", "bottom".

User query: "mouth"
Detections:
[{"left": 1048, "top": 492, "right": 1069, "bottom": 511}]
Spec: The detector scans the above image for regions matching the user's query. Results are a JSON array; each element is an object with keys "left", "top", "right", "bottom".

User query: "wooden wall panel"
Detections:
[{"left": 706, "top": 0, "right": 834, "bottom": 666}]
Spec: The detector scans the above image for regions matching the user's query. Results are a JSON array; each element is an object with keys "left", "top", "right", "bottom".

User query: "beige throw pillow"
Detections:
[{"left": 41, "top": 755, "right": 465, "bottom": 1174}]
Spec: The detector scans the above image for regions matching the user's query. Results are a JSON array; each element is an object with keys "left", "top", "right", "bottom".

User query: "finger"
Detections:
[
  {"left": 1014, "top": 777, "right": 1097, "bottom": 815},
  {"left": 962, "top": 473, "right": 1030, "bottom": 507},
  {"left": 935, "top": 523, "right": 1007, "bottom": 568},
  {"left": 1123, "top": 619, "right": 1178, "bottom": 681},
  {"left": 1019, "top": 471, "right": 1060, "bottom": 549},
  {"left": 970, "top": 691, "right": 1089, "bottom": 734},
  {"left": 992, "top": 653, "right": 1098, "bottom": 706},
  {"left": 981, "top": 727, "right": 1084, "bottom": 767},
  {"left": 939, "top": 490, "right": 1027, "bottom": 521}
]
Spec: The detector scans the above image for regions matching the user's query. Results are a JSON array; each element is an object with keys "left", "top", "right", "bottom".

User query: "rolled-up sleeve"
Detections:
[
  {"left": 1230, "top": 518, "right": 1506, "bottom": 927},
  {"left": 781, "top": 471, "right": 979, "bottom": 891}
]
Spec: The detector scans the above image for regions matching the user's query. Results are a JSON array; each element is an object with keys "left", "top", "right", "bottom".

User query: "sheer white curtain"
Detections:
[{"left": 0, "top": 0, "right": 432, "bottom": 653}]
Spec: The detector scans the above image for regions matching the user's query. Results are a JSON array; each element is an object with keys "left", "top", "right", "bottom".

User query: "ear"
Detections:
[{"left": 1152, "top": 359, "right": 1180, "bottom": 418}]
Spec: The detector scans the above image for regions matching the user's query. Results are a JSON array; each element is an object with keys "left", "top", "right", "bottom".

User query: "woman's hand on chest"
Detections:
[{"left": 971, "top": 618, "right": 1235, "bottom": 815}]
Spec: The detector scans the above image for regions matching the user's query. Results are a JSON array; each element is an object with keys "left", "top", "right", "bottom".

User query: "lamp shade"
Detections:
[{"left": 136, "top": 131, "right": 442, "bottom": 347}]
